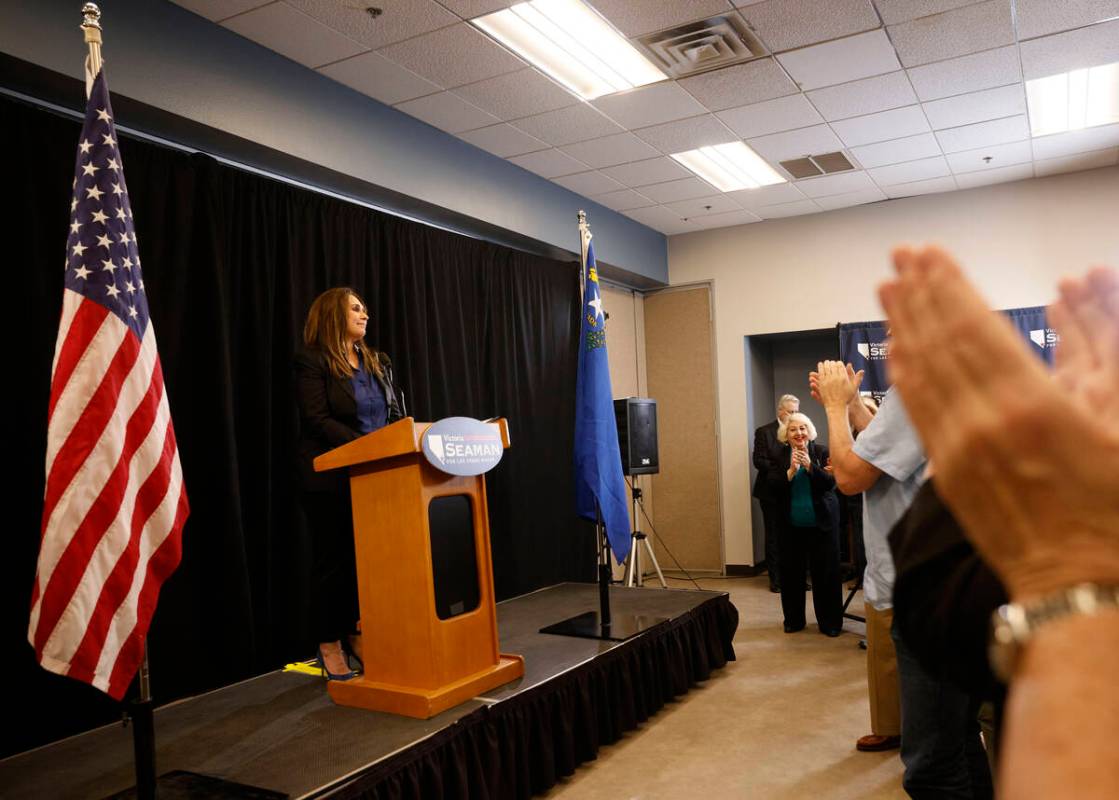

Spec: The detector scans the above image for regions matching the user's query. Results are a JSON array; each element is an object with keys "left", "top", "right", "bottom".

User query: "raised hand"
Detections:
[{"left": 879, "top": 246, "right": 1119, "bottom": 600}]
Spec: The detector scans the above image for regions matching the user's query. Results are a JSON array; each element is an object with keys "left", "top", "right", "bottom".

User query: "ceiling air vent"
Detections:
[
  {"left": 779, "top": 152, "right": 855, "bottom": 179},
  {"left": 635, "top": 12, "right": 767, "bottom": 79}
]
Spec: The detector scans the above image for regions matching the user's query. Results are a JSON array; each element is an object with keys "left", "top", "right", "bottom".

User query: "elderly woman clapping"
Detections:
[{"left": 768, "top": 412, "right": 844, "bottom": 636}]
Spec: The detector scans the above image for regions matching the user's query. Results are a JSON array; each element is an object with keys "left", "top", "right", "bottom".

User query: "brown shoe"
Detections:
[{"left": 856, "top": 734, "right": 901, "bottom": 752}]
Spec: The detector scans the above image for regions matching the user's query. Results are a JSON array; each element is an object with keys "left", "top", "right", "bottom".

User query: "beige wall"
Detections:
[{"left": 668, "top": 166, "right": 1119, "bottom": 566}]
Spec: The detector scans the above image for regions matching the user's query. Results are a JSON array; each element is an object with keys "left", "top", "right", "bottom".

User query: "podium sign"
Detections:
[
  {"left": 421, "top": 417, "right": 505, "bottom": 476},
  {"left": 314, "top": 417, "right": 523, "bottom": 718}
]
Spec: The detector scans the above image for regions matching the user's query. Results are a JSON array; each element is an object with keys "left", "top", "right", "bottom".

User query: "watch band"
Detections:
[{"left": 989, "top": 583, "right": 1119, "bottom": 683}]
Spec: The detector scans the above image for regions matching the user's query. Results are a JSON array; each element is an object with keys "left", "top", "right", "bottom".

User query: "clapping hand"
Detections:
[{"left": 879, "top": 246, "right": 1119, "bottom": 600}]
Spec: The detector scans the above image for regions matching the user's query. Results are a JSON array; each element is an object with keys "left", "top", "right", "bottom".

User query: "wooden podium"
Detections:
[{"left": 314, "top": 417, "right": 524, "bottom": 718}]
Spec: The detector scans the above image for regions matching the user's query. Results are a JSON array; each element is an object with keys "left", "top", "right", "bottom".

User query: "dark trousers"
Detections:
[
  {"left": 760, "top": 498, "right": 780, "bottom": 588},
  {"left": 778, "top": 524, "right": 843, "bottom": 631},
  {"left": 301, "top": 489, "right": 360, "bottom": 644},
  {"left": 893, "top": 629, "right": 994, "bottom": 800}
]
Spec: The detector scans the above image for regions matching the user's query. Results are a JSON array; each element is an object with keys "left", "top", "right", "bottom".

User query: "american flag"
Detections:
[{"left": 28, "top": 70, "right": 189, "bottom": 701}]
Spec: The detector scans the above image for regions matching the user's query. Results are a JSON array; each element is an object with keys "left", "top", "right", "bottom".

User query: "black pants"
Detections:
[
  {"left": 301, "top": 489, "right": 360, "bottom": 644},
  {"left": 760, "top": 498, "right": 780, "bottom": 588},
  {"left": 778, "top": 524, "right": 843, "bottom": 631}
]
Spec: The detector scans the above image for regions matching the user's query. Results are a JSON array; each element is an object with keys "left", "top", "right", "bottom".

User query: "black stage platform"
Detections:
[{"left": 0, "top": 583, "right": 737, "bottom": 800}]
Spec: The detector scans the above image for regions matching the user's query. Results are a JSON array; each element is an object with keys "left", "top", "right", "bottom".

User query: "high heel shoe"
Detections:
[{"left": 317, "top": 647, "right": 357, "bottom": 681}]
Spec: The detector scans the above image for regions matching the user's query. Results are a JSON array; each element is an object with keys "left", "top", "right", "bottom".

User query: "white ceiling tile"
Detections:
[
  {"left": 887, "top": 1, "right": 1014, "bottom": 68},
  {"left": 588, "top": 0, "right": 732, "bottom": 37},
  {"left": 1031, "top": 123, "right": 1119, "bottom": 159},
  {"left": 868, "top": 155, "right": 951, "bottom": 184},
  {"left": 221, "top": 3, "right": 368, "bottom": 69},
  {"left": 747, "top": 124, "right": 845, "bottom": 162},
  {"left": 436, "top": 0, "right": 515, "bottom": 16},
  {"left": 508, "top": 148, "right": 589, "bottom": 178},
  {"left": 634, "top": 115, "right": 739, "bottom": 153},
  {"left": 726, "top": 182, "right": 809, "bottom": 207},
  {"left": 677, "top": 58, "right": 800, "bottom": 112},
  {"left": 851, "top": 131, "right": 942, "bottom": 167},
  {"left": 935, "top": 115, "right": 1029, "bottom": 153},
  {"left": 1016, "top": 0, "right": 1119, "bottom": 41},
  {"left": 318, "top": 51, "right": 440, "bottom": 105},
  {"left": 394, "top": 91, "right": 500, "bottom": 133},
  {"left": 921, "top": 84, "right": 1025, "bottom": 130},
  {"left": 831, "top": 105, "right": 931, "bottom": 147},
  {"left": 457, "top": 123, "right": 549, "bottom": 157},
  {"left": 806, "top": 71, "right": 919, "bottom": 121},
  {"left": 622, "top": 206, "right": 698, "bottom": 235},
  {"left": 560, "top": 133, "right": 662, "bottom": 168},
  {"left": 686, "top": 209, "right": 765, "bottom": 230},
  {"left": 666, "top": 195, "right": 746, "bottom": 217},
  {"left": 171, "top": 0, "right": 273, "bottom": 21},
  {"left": 601, "top": 157, "right": 693, "bottom": 187},
  {"left": 717, "top": 94, "right": 824, "bottom": 138},
  {"left": 884, "top": 175, "right": 958, "bottom": 197},
  {"left": 945, "top": 139, "right": 1033, "bottom": 173},
  {"left": 510, "top": 104, "right": 624, "bottom": 147},
  {"left": 1019, "top": 18, "right": 1119, "bottom": 80},
  {"left": 755, "top": 199, "right": 822, "bottom": 218},
  {"left": 953, "top": 162, "right": 1035, "bottom": 189},
  {"left": 814, "top": 186, "right": 889, "bottom": 209},
  {"left": 286, "top": 0, "right": 458, "bottom": 49},
  {"left": 906, "top": 45, "right": 1021, "bottom": 101},
  {"left": 552, "top": 171, "right": 627, "bottom": 195},
  {"left": 740, "top": 0, "right": 881, "bottom": 53},
  {"left": 592, "top": 82, "right": 709, "bottom": 129},
  {"left": 1034, "top": 147, "right": 1119, "bottom": 177},
  {"left": 872, "top": 0, "right": 984, "bottom": 26},
  {"left": 797, "top": 170, "right": 877, "bottom": 197},
  {"left": 777, "top": 30, "right": 902, "bottom": 91},
  {"left": 640, "top": 177, "right": 722, "bottom": 203},
  {"left": 379, "top": 23, "right": 524, "bottom": 87},
  {"left": 591, "top": 189, "right": 656, "bottom": 212},
  {"left": 454, "top": 69, "right": 577, "bottom": 119}
]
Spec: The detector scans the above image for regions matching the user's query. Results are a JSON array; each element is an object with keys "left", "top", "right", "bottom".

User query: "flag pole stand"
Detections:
[{"left": 541, "top": 503, "right": 662, "bottom": 641}]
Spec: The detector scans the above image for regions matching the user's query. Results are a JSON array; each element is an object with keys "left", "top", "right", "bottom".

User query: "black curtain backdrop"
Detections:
[{"left": 4, "top": 94, "right": 595, "bottom": 757}]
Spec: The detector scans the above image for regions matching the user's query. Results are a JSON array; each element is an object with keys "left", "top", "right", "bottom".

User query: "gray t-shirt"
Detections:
[{"left": 852, "top": 388, "right": 928, "bottom": 610}]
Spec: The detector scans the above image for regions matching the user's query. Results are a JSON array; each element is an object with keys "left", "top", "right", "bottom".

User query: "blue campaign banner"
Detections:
[
  {"left": 838, "top": 305, "right": 1055, "bottom": 396},
  {"left": 1004, "top": 305, "right": 1056, "bottom": 366},
  {"left": 837, "top": 320, "right": 890, "bottom": 404}
]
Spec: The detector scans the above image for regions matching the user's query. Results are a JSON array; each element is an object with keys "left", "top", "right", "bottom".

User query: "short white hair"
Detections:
[
  {"left": 777, "top": 411, "right": 818, "bottom": 443},
  {"left": 777, "top": 394, "right": 800, "bottom": 413}
]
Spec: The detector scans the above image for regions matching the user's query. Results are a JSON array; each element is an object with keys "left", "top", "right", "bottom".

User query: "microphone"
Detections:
[{"left": 378, "top": 351, "right": 408, "bottom": 418}]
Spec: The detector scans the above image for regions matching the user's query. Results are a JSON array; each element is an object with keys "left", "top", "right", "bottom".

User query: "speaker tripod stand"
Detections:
[{"left": 622, "top": 486, "right": 666, "bottom": 588}]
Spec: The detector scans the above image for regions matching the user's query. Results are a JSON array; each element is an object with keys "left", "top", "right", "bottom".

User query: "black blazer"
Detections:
[
  {"left": 294, "top": 345, "right": 403, "bottom": 493},
  {"left": 751, "top": 419, "right": 782, "bottom": 499},
  {"left": 766, "top": 441, "right": 840, "bottom": 533}
]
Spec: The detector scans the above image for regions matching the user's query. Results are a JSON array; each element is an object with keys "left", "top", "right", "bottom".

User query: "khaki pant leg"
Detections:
[{"left": 866, "top": 605, "right": 901, "bottom": 736}]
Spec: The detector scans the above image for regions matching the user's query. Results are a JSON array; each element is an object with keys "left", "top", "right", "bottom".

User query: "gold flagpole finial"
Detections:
[{"left": 81, "top": 3, "right": 103, "bottom": 97}]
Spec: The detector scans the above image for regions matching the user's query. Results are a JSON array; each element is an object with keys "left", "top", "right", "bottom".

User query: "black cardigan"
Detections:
[
  {"left": 294, "top": 345, "right": 403, "bottom": 493},
  {"left": 766, "top": 441, "right": 840, "bottom": 533}
]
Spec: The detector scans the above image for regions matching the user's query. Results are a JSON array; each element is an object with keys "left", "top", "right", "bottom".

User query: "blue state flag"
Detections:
[{"left": 574, "top": 238, "right": 632, "bottom": 563}]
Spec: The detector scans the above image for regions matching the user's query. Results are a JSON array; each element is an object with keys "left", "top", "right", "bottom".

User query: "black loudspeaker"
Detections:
[{"left": 614, "top": 397, "right": 659, "bottom": 476}]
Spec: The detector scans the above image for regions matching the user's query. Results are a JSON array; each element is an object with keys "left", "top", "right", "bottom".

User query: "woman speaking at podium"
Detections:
[{"left": 295, "top": 288, "right": 403, "bottom": 680}]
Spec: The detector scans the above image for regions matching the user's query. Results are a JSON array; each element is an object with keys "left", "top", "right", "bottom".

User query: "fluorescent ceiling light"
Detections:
[
  {"left": 1026, "top": 62, "right": 1119, "bottom": 137},
  {"left": 670, "top": 142, "right": 786, "bottom": 192},
  {"left": 471, "top": 0, "right": 665, "bottom": 100}
]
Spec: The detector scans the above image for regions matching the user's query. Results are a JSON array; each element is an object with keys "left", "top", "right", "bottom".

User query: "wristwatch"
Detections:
[{"left": 989, "top": 583, "right": 1119, "bottom": 683}]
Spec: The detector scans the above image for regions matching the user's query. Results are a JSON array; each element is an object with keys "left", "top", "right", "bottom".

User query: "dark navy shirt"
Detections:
[{"left": 350, "top": 359, "right": 388, "bottom": 435}]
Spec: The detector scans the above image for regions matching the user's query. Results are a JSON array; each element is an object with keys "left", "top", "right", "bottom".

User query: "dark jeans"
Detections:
[
  {"left": 892, "top": 628, "right": 993, "bottom": 800},
  {"left": 760, "top": 497, "right": 780, "bottom": 588},
  {"left": 302, "top": 489, "right": 360, "bottom": 644},
  {"left": 778, "top": 524, "right": 842, "bottom": 631}
]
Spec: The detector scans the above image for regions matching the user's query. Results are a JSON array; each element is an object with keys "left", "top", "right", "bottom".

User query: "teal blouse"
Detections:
[{"left": 789, "top": 466, "right": 817, "bottom": 527}]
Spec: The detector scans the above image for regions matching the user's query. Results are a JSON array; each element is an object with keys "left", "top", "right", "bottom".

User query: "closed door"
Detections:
[{"left": 643, "top": 286, "right": 723, "bottom": 572}]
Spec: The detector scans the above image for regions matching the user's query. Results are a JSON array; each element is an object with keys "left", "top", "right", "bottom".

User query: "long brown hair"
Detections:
[{"left": 303, "top": 287, "right": 383, "bottom": 379}]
